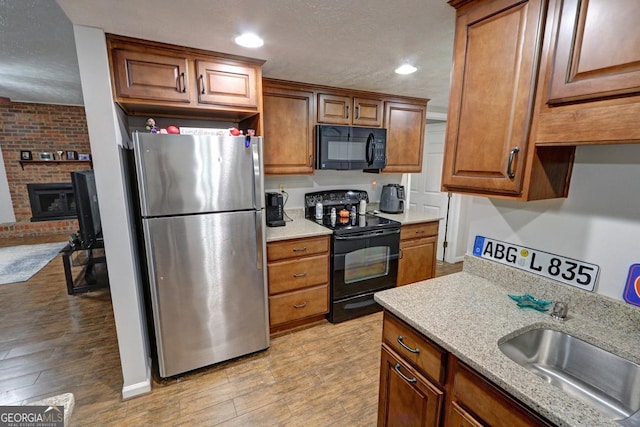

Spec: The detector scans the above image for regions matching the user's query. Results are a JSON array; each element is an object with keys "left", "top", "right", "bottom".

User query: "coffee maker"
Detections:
[{"left": 265, "top": 192, "right": 285, "bottom": 227}]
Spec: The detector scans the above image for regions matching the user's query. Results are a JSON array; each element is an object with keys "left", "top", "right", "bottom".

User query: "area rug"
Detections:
[{"left": 0, "top": 242, "right": 67, "bottom": 285}]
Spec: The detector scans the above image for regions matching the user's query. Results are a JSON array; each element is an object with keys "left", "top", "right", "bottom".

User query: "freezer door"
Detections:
[
  {"left": 143, "top": 210, "right": 269, "bottom": 377},
  {"left": 133, "top": 133, "right": 263, "bottom": 217}
]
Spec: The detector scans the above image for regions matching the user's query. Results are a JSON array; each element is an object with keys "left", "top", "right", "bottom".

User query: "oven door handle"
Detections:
[{"left": 334, "top": 228, "right": 400, "bottom": 240}]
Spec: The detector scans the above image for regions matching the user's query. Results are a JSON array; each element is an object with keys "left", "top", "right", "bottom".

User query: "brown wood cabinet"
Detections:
[
  {"left": 195, "top": 60, "right": 259, "bottom": 109},
  {"left": 445, "top": 355, "right": 554, "bottom": 427},
  {"left": 262, "top": 80, "right": 315, "bottom": 174},
  {"left": 106, "top": 34, "right": 264, "bottom": 121},
  {"left": 378, "top": 345, "right": 443, "bottom": 427},
  {"left": 447, "top": 401, "right": 483, "bottom": 427},
  {"left": 378, "top": 312, "right": 553, "bottom": 427},
  {"left": 379, "top": 313, "right": 445, "bottom": 427},
  {"left": 546, "top": 0, "right": 640, "bottom": 105},
  {"left": 261, "top": 78, "right": 428, "bottom": 175},
  {"left": 442, "top": 0, "right": 573, "bottom": 200},
  {"left": 443, "top": 0, "right": 640, "bottom": 200},
  {"left": 384, "top": 102, "right": 427, "bottom": 173},
  {"left": 266, "top": 236, "right": 330, "bottom": 332},
  {"left": 317, "top": 93, "right": 383, "bottom": 127},
  {"left": 534, "top": 0, "right": 640, "bottom": 146},
  {"left": 111, "top": 48, "right": 191, "bottom": 104},
  {"left": 397, "top": 221, "right": 438, "bottom": 286}
]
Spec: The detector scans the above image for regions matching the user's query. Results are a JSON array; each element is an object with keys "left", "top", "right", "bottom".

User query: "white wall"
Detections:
[
  {"left": 73, "top": 25, "right": 151, "bottom": 398},
  {"left": 0, "top": 148, "right": 16, "bottom": 223},
  {"left": 467, "top": 144, "right": 640, "bottom": 301}
]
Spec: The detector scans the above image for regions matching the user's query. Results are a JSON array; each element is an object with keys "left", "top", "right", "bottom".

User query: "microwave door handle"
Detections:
[{"left": 366, "top": 133, "right": 374, "bottom": 166}]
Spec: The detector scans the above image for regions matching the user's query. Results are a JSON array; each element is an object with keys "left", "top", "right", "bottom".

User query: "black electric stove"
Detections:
[
  {"left": 304, "top": 189, "right": 400, "bottom": 233},
  {"left": 311, "top": 213, "right": 399, "bottom": 234},
  {"left": 304, "top": 190, "right": 401, "bottom": 323}
]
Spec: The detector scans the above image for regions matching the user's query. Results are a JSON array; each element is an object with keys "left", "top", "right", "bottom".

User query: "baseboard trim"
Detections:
[{"left": 121, "top": 359, "right": 152, "bottom": 399}]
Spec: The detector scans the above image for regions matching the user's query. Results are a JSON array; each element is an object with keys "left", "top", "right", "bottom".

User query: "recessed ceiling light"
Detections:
[
  {"left": 395, "top": 64, "right": 417, "bottom": 75},
  {"left": 235, "top": 33, "right": 264, "bottom": 48}
]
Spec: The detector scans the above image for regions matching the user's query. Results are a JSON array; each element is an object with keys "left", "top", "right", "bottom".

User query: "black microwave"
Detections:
[{"left": 316, "top": 125, "right": 387, "bottom": 170}]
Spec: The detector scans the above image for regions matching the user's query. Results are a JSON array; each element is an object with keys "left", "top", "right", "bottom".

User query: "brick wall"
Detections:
[{"left": 0, "top": 101, "right": 92, "bottom": 239}]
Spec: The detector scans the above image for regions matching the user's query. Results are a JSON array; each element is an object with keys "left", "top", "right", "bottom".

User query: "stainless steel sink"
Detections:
[{"left": 499, "top": 328, "right": 640, "bottom": 426}]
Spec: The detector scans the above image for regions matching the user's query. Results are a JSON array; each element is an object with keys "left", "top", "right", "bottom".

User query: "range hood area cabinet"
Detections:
[
  {"left": 262, "top": 78, "right": 428, "bottom": 175},
  {"left": 317, "top": 93, "right": 383, "bottom": 127},
  {"left": 106, "top": 34, "right": 264, "bottom": 123},
  {"left": 442, "top": 0, "right": 640, "bottom": 201}
]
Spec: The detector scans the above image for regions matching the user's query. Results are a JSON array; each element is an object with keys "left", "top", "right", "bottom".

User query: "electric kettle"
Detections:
[{"left": 380, "top": 184, "right": 405, "bottom": 214}]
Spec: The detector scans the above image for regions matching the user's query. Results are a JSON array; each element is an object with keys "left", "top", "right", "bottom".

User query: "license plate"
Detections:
[{"left": 473, "top": 236, "right": 599, "bottom": 291}]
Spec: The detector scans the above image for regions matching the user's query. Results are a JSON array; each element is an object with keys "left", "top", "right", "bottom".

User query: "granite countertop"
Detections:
[
  {"left": 374, "top": 209, "right": 441, "bottom": 225},
  {"left": 265, "top": 206, "right": 442, "bottom": 243},
  {"left": 375, "top": 255, "right": 640, "bottom": 427},
  {"left": 265, "top": 209, "right": 331, "bottom": 242}
]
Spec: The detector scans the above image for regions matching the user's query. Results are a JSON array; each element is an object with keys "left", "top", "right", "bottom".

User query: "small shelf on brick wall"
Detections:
[{"left": 19, "top": 160, "right": 93, "bottom": 170}]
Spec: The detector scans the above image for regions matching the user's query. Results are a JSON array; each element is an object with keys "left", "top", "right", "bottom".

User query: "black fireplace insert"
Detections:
[{"left": 27, "top": 182, "right": 76, "bottom": 221}]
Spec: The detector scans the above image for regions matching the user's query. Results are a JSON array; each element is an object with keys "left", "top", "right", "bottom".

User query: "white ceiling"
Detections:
[{"left": 1, "top": 0, "right": 456, "bottom": 113}]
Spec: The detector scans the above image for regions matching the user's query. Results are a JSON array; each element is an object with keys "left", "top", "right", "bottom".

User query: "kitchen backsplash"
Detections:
[{"left": 264, "top": 170, "right": 404, "bottom": 208}]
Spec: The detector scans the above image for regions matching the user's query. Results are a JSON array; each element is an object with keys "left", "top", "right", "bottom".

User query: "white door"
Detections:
[
  {"left": 408, "top": 122, "right": 449, "bottom": 260},
  {"left": 409, "top": 121, "right": 471, "bottom": 263}
]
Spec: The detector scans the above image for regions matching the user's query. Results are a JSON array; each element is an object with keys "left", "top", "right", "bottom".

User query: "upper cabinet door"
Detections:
[
  {"left": 547, "top": 0, "right": 640, "bottom": 105},
  {"left": 112, "top": 49, "right": 191, "bottom": 103},
  {"left": 384, "top": 102, "right": 426, "bottom": 173},
  {"left": 317, "top": 93, "right": 351, "bottom": 125},
  {"left": 442, "top": 0, "right": 545, "bottom": 195},
  {"left": 263, "top": 85, "right": 315, "bottom": 175},
  {"left": 352, "top": 97, "right": 383, "bottom": 127},
  {"left": 196, "top": 60, "right": 259, "bottom": 109}
]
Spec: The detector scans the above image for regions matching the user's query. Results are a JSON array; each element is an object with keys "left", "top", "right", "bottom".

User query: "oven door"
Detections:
[{"left": 332, "top": 227, "right": 400, "bottom": 300}]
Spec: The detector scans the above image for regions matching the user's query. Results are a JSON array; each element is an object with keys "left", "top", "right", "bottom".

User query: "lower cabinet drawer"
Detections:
[
  {"left": 268, "top": 254, "right": 328, "bottom": 294},
  {"left": 452, "top": 358, "right": 553, "bottom": 427},
  {"left": 383, "top": 313, "right": 446, "bottom": 386},
  {"left": 268, "top": 284, "right": 328, "bottom": 326}
]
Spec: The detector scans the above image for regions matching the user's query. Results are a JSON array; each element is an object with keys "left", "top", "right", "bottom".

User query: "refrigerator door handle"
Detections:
[
  {"left": 251, "top": 137, "right": 261, "bottom": 210},
  {"left": 255, "top": 210, "right": 263, "bottom": 271}
]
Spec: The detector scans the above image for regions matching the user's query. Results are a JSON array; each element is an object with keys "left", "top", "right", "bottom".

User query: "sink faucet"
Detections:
[{"left": 551, "top": 302, "right": 569, "bottom": 320}]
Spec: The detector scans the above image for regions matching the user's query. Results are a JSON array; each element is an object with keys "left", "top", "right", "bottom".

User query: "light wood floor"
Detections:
[{"left": 0, "top": 235, "right": 462, "bottom": 426}]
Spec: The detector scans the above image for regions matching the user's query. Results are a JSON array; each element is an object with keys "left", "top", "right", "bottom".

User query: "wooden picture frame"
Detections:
[{"left": 66, "top": 151, "right": 77, "bottom": 160}]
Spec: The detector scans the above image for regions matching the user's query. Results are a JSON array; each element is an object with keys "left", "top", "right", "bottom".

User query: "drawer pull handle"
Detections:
[
  {"left": 293, "top": 302, "right": 307, "bottom": 309},
  {"left": 397, "top": 336, "right": 420, "bottom": 354},
  {"left": 415, "top": 230, "right": 425, "bottom": 234},
  {"left": 293, "top": 272, "right": 307, "bottom": 278},
  {"left": 394, "top": 363, "right": 417, "bottom": 383},
  {"left": 292, "top": 247, "right": 307, "bottom": 252},
  {"left": 507, "top": 146, "right": 519, "bottom": 179}
]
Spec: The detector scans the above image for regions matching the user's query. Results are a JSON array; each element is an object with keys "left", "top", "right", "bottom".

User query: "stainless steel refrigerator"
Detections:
[{"left": 131, "top": 131, "right": 269, "bottom": 378}]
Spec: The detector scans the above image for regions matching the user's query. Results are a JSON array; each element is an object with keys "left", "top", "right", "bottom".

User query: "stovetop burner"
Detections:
[
  {"left": 304, "top": 189, "right": 400, "bottom": 234},
  {"left": 310, "top": 213, "right": 399, "bottom": 234}
]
